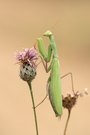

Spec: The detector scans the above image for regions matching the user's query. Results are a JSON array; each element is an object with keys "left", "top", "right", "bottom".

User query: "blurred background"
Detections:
[{"left": 0, "top": 0, "right": 90, "bottom": 135}]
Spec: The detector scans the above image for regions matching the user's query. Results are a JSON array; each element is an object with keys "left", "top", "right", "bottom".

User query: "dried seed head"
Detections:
[
  {"left": 20, "top": 62, "right": 36, "bottom": 82},
  {"left": 62, "top": 94, "right": 78, "bottom": 111},
  {"left": 62, "top": 88, "right": 88, "bottom": 111},
  {"left": 62, "top": 88, "right": 88, "bottom": 135}
]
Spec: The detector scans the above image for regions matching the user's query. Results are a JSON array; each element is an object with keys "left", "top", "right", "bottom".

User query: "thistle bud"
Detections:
[{"left": 20, "top": 62, "right": 36, "bottom": 82}]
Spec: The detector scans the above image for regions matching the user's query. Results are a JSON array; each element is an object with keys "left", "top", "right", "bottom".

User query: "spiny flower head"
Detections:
[{"left": 16, "top": 46, "right": 39, "bottom": 82}]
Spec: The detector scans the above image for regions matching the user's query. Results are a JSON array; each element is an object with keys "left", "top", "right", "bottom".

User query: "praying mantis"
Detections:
[{"left": 36, "top": 30, "right": 75, "bottom": 117}]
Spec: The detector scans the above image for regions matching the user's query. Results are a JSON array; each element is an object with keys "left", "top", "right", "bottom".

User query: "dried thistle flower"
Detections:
[
  {"left": 62, "top": 93, "right": 77, "bottom": 111},
  {"left": 62, "top": 89, "right": 88, "bottom": 135},
  {"left": 16, "top": 47, "right": 39, "bottom": 82}
]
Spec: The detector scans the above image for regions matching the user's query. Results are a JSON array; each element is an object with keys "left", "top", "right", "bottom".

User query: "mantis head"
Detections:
[{"left": 43, "top": 30, "right": 53, "bottom": 37}]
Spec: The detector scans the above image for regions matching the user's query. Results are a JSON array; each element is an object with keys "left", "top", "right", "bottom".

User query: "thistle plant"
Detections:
[{"left": 16, "top": 47, "right": 39, "bottom": 135}]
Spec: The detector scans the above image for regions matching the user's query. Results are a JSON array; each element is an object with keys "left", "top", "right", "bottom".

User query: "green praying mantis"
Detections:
[{"left": 36, "top": 30, "right": 75, "bottom": 117}]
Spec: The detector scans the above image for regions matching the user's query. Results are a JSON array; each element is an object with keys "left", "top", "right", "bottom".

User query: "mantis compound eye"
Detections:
[{"left": 20, "top": 62, "right": 37, "bottom": 82}]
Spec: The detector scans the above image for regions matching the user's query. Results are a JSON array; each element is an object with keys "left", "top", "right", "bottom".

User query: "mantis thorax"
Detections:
[{"left": 49, "top": 35, "right": 58, "bottom": 58}]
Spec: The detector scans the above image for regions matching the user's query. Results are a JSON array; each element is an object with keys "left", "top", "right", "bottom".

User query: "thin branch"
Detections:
[
  {"left": 63, "top": 109, "right": 71, "bottom": 135},
  {"left": 27, "top": 81, "right": 39, "bottom": 135}
]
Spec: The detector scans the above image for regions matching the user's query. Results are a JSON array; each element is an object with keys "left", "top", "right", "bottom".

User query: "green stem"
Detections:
[{"left": 27, "top": 81, "right": 39, "bottom": 135}]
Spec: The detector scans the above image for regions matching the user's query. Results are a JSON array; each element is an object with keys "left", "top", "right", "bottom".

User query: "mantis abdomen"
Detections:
[{"left": 49, "top": 58, "right": 62, "bottom": 117}]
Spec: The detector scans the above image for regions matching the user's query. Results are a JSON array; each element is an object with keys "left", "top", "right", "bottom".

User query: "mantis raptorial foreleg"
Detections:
[{"left": 35, "top": 72, "right": 75, "bottom": 109}]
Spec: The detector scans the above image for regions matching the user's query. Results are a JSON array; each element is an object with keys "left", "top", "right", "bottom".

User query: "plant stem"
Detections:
[
  {"left": 27, "top": 81, "right": 39, "bottom": 135},
  {"left": 63, "top": 109, "right": 71, "bottom": 135}
]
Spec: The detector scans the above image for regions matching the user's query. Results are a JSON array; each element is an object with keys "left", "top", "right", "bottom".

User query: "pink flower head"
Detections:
[{"left": 16, "top": 47, "right": 38, "bottom": 67}]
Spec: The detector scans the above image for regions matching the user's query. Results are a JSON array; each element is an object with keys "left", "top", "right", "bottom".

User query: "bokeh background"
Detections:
[{"left": 0, "top": 0, "right": 90, "bottom": 135}]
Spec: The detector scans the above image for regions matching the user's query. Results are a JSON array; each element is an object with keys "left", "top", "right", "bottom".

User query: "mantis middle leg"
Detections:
[{"left": 35, "top": 72, "right": 75, "bottom": 109}]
